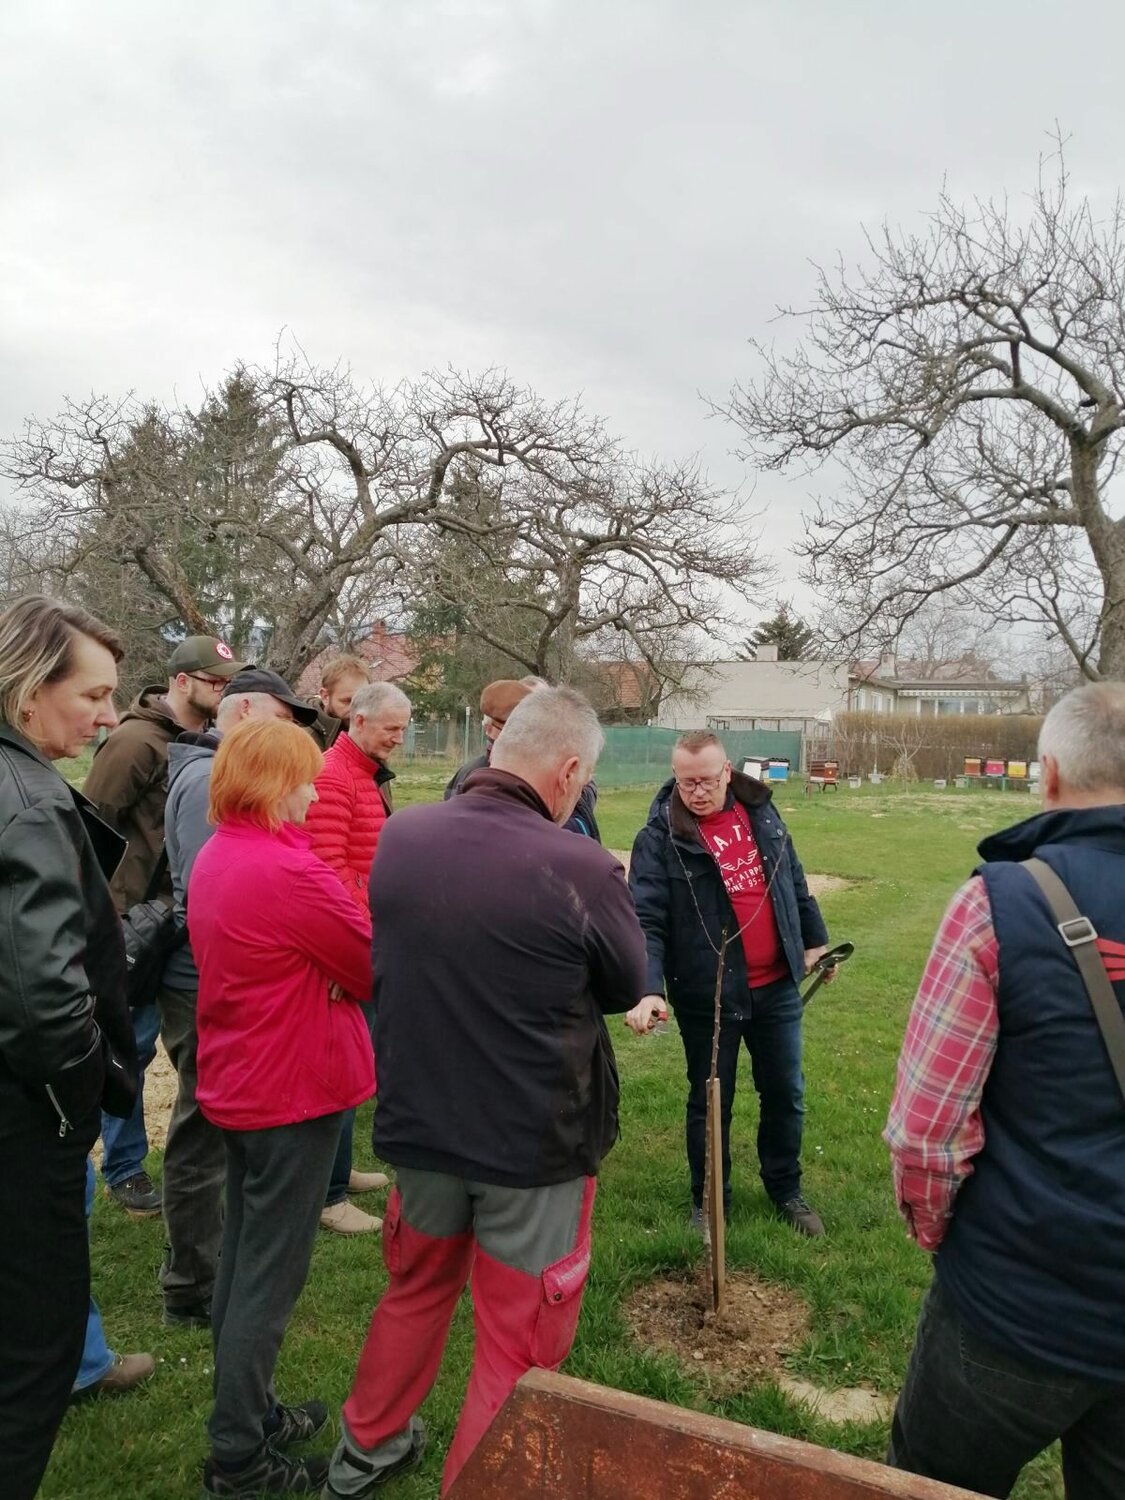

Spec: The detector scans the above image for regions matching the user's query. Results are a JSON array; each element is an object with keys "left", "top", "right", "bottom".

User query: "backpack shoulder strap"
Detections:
[{"left": 1022, "top": 857, "right": 1125, "bottom": 1105}]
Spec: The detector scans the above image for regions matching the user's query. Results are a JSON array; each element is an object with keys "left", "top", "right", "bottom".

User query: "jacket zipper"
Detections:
[{"left": 45, "top": 1084, "right": 71, "bottom": 1138}]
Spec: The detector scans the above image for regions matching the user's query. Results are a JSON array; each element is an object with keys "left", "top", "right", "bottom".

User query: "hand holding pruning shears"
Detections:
[{"left": 625, "top": 994, "right": 668, "bottom": 1034}]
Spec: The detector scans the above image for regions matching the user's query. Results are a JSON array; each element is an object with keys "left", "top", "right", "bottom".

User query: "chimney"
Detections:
[
  {"left": 755, "top": 643, "right": 779, "bottom": 662},
  {"left": 878, "top": 651, "right": 897, "bottom": 677}
]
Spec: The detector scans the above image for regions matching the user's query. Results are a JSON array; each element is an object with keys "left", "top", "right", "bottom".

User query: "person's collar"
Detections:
[{"left": 461, "top": 766, "right": 553, "bottom": 821}]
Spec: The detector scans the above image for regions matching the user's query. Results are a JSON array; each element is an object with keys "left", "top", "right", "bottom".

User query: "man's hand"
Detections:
[
  {"left": 625, "top": 995, "right": 668, "bottom": 1034},
  {"left": 803, "top": 946, "right": 838, "bottom": 983}
]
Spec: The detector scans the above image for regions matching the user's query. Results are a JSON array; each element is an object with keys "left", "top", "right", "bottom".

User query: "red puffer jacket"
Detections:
[{"left": 305, "top": 731, "right": 393, "bottom": 909}]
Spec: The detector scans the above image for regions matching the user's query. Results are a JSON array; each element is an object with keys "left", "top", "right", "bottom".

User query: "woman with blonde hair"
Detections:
[
  {"left": 0, "top": 595, "right": 138, "bottom": 1500},
  {"left": 189, "top": 717, "right": 374, "bottom": 1498}
]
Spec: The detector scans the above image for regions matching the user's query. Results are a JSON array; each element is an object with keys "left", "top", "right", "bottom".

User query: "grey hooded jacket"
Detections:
[{"left": 162, "top": 731, "right": 222, "bottom": 992}]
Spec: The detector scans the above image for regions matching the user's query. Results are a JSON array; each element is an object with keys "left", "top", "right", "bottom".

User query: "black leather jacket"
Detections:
[{"left": 0, "top": 723, "right": 137, "bottom": 1133}]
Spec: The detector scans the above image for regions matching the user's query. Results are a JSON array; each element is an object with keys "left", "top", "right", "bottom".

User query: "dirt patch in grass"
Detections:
[
  {"left": 624, "top": 1269, "right": 893, "bottom": 1424},
  {"left": 624, "top": 1268, "right": 811, "bottom": 1394},
  {"left": 91, "top": 1040, "right": 177, "bottom": 1171}
]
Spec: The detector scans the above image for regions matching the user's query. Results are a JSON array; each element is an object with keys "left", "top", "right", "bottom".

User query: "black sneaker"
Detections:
[
  {"left": 163, "top": 1299, "right": 211, "bottom": 1330},
  {"left": 322, "top": 1419, "right": 426, "bottom": 1497},
  {"left": 105, "top": 1171, "right": 162, "bottom": 1217},
  {"left": 268, "top": 1400, "right": 329, "bottom": 1449},
  {"left": 775, "top": 1193, "right": 825, "bottom": 1237},
  {"left": 201, "top": 1445, "right": 329, "bottom": 1496}
]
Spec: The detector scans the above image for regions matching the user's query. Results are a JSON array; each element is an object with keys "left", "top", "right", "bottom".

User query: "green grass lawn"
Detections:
[{"left": 44, "top": 777, "right": 1065, "bottom": 1499}]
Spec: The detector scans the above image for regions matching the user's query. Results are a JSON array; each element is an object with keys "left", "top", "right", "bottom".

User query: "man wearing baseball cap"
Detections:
[
  {"left": 84, "top": 634, "right": 244, "bottom": 1218},
  {"left": 445, "top": 679, "right": 601, "bottom": 840}
]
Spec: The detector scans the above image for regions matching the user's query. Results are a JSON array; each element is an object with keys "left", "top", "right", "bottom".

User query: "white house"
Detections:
[{"left": 657, "top": 645, "right": 850, "bottom": 733}]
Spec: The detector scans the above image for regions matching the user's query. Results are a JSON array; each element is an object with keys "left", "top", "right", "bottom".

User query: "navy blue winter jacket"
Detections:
[{"left": 628, "top": 771, "right": 828, "bottom": 1017}]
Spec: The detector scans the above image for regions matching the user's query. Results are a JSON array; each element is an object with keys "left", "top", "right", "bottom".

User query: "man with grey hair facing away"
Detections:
[
  {"left": 323, "top": 686, "right": 646, "bottom": 1499},
  {"left": 159, "top": 669, "right": 319, "bottom": 1330},
  {"left": 886, "top": 680, "right": 1125, "bottom": 1499}
]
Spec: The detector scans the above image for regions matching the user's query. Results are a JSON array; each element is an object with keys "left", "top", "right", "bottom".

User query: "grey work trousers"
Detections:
[
  {"left": 157, "top": 985, "right": 225, "bottom": 1312},
  {"left": 208, "top": 1110, "right": 343, "bottom": 1462}
]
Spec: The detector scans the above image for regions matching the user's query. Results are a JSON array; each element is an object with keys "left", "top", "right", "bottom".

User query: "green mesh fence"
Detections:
[{"left": 596, "top": 727, "right": 804, "bottom": 787}]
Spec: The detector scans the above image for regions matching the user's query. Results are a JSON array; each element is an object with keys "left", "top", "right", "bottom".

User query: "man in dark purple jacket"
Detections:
[{"left": 325, "top": 687, "right": 646, "bottom": 1500}]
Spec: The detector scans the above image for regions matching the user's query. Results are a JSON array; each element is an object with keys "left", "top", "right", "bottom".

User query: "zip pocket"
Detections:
[{"left": 44, "top": 1082, "right": 71, "bottom": 1138}]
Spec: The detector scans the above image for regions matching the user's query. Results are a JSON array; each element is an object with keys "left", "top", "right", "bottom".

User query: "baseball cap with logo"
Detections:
[
  {"left": 168, "top": 636, "right": 245, "bottom": 679},
  {"left": 220, "top": 667, "right": 320, "bottom": 727}
]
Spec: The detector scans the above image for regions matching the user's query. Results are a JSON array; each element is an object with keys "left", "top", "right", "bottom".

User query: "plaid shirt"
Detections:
[{"left": 884, "top": 876, "right": 999, "bottom": 1251}]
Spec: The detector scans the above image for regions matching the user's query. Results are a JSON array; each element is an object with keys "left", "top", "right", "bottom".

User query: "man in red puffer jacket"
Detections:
[
  {"left": 305, "top": 680, "right": 412, "bottom": 1235},
  {"left": 306, "top": 682, "right": 411, "bottom": 911}
]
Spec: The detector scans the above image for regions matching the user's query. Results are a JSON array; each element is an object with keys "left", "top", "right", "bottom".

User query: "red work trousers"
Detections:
[{"left": 341, "top": 1169, "right": 596, "bottom": 1495}]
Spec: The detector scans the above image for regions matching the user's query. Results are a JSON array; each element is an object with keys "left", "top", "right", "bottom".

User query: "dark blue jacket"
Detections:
[
  {"left": 936, "top": 805, "right": 1125, "bottom": 1381},
  {"left": 628, "top": 771, "right": 827, "bottom": 1017}
]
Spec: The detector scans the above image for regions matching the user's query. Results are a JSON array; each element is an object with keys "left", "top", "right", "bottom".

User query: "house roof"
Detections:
[{"left": 296, "top": 622, "right": 418, "bottom": 697}]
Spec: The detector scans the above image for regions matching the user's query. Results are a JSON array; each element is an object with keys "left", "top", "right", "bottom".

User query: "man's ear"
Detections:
[{"left": 1040, "top": 753, "right": 1061, "bottom": 806}]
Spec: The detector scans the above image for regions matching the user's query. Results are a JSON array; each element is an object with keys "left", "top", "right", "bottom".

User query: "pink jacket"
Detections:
[
  {"left": 305, "top": 732, "right": 390, "bottom": 910},
  {"left": 189, "top": 816, "right": 374, "bottom": 1130}
]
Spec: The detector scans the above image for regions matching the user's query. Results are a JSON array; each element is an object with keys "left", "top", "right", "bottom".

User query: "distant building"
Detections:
[
  {"left": 655, "top": 643, "right": 1032, "bottom": 734},
  {"left": 849, "top": 653, "right": 1032, "bottom": 716},
  {"left": 657, "top": 645, "right": 850, "bottom": 734},
  {"left": 296, "top": 621, "right": 418, "bottom": 698}
]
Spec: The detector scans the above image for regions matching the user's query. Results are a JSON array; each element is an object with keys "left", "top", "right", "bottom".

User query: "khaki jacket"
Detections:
[{"left": 83, "top": 687, "right": 180, "bottom": 911}]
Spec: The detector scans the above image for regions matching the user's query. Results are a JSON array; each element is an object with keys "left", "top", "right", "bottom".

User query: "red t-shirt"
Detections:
[{"left": 696, "top": 803, "right": 788, "bottom": 988}]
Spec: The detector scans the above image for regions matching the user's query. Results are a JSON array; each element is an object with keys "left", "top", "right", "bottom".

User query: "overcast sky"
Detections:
[{"left": 2, "top": 0, "right": 1123, "bottom": 630}]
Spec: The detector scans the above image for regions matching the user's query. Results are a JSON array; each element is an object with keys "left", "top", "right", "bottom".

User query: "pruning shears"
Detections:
[{"left": 801, "top": 940, "right": 855, "bottom": 1008}]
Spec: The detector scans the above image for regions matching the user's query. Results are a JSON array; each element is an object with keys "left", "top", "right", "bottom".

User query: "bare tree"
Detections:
[
  {"left": 1, "top": 357, "right": 609, "bottom": 681},
  {"left": 720, "top": 144, "right": 1125, "bottom": 679},
  {"left": 415, "top": 458, "right": 768, "bottom": 689}
]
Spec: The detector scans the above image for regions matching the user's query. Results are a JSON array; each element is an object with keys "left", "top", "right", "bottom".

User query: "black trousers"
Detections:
[
  {"left": 0, "top": 1067, "right": 99, "bottom": 1500},
  {"left": 158, "top": 985, "right": 225, "bottom": 1312},
  {"left": 209, "top": 1111, "right": 343, "bottom": 1462}
]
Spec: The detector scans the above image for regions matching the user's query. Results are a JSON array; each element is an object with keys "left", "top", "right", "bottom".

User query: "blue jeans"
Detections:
[
  {"left": 890, "top": 1278, "right": 1125, "bottom": 1499},
  {"left": 325, "top": 1111, "right": 354, "bottom": 1208},
  {"left": 675, "top": 975, "right": 805, "bottom": 1208},
  {"left": 100, "top": 1002, "right": 160, "bottom": 1187},
  {"left": 73, "top": 1161, "right": 115, "bottom": 1392}
]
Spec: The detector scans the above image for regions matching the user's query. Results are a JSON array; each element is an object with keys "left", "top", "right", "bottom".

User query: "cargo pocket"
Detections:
[
  {"left": 529, "top": 1235, "right": 591, "bottom": 1369},
  {"left": 381, "top": 1188, "right": 402, "bottom": 1275}
]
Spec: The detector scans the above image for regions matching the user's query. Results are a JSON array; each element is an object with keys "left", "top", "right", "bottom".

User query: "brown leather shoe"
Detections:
[
  {"left": 80, "top": 1352, "right": 156, "bottom": 1399},
  {"left": 320, "top": 1201, "right": 382, "bottom": 1236},
  {"left": 348, "top": 1169, "right": 390, "bottom": 1194}
]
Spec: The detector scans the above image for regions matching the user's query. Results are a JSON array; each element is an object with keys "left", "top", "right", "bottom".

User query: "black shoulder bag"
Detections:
[{"left": 120, "top": 848, "right": 188, "bottom": 1009}]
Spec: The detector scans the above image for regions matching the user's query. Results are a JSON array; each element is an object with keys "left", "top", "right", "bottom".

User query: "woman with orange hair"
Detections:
[{"left": 188, "top": 718, "right": 374, "bottom": 1498}]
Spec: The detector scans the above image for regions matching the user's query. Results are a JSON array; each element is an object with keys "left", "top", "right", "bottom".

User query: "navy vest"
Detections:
[{"left": 936, "top": 806, "right": 1125, "bottom": 1379}]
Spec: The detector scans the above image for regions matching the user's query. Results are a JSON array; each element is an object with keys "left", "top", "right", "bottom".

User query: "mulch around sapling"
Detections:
[{"left": 624, "top": 1268, "right": 811, "bottom": 1395}]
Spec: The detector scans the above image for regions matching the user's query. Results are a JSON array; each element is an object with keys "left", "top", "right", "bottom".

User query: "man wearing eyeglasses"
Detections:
[
  {"left": 626, "top": 730, "right": 831, "bottom": 1236},
  {"left": 83, "top": 634, "right": 244, "bottom": 1216}
]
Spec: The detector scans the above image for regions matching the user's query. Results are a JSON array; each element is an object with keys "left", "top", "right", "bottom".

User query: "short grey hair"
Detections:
[
  {"left": 491, "top": 685, "right": 604, "bottom": 778},
  {"left": 351, "top": 681, "right": 411, "bottom": 720},
  {"left": 1038, "top": 681, "right": 1125, "bottom": 792}
]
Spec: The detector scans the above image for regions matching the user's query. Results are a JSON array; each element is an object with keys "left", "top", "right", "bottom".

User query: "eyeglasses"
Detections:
[
  {"left": 187, "top": 673, "right": 227, "bottom": 690},
  {"left": 675, "top": 775, "right": 725, "bottom": 793}
]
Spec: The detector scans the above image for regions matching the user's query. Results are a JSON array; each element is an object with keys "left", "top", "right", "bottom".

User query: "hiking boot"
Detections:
[
  {"left": 268, "top": 1400, "right": 329, "bottom": 1449},
  {"left": 202, "top": 1446, "right": 329, "bottom": 1496},
  {"left": 322, "top": 1418, "right": 426, "bottom": 1497},
  {"left": 320, "top": 1201, "right": 381, "bottom": 1236},
  {"left": 73, "top": 1351, "right": 156, "bottom": 1400},
  {"left": 348, "top": 1169, "right": 390, "bottom": 1194},
  {"left": 776, "top": 1193, "right": 825, "bottom": 1237},
  {"left": 105, "top": 1171, "right": 162, "bottom": 1216},
  {"left": 163, "top": 1298, "right": 212, "bottom": 1330}
]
